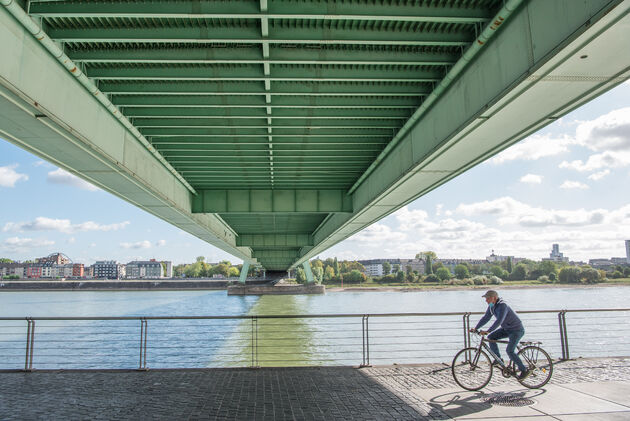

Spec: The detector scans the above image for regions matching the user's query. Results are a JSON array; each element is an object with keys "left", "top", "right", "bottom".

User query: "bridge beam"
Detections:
[
  {"left": 239, "top": 261, "right": 250, "bottom": 284},
  {"left": 302, "top": 261, "right": 315, "bottom": 284},
  {"left": 236, "top": 234, "right": 313, "bottom": 248},
  {"left": 289, "top": 0, "right": 630, "bottom": 269},
  {"left": 192, "top": 190, "right": 352, "bottom": 214},
  {"left": 0, "top": 6, "right": 254, "bottom": 264}
]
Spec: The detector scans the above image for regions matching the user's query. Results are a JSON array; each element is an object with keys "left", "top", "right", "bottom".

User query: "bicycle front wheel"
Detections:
[
  {"left": 452, "top": 347, "right": 493, "bottom": 391},
  {"left": 517, "top": 346, "right": 553, "bottom": 389}
]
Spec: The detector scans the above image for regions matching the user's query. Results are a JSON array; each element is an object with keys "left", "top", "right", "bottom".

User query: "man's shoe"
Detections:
[
  {"left": 491, "top": 360, "right": 504, "bottom": 367},
  {"left": 517, "top": 369, "right": 531, "bottom": 380}
]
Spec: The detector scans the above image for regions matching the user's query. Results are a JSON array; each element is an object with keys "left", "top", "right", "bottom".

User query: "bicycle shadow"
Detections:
[{"left": 427, "top": 388, "right": 547, "bottom": 419}]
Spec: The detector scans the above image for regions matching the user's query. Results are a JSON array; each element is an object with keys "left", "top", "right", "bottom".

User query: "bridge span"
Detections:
[{"left": 1, "top": 0, "right": 629, "bottom": 274}]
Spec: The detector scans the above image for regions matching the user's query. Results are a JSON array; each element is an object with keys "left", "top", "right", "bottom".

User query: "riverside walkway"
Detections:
[{"left": 1, "top": 357, "right": 629, "bottom": 420}]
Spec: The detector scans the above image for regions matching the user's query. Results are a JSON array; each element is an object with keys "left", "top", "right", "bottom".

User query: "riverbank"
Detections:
[
  {"left": 0, "top": 279, "right": 269, "bottom": 291},
  {"left": 326, "top": 279, "right": 630, "bottom": 292}
]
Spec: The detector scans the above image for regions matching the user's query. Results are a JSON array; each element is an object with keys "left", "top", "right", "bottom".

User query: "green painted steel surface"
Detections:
[{"left": 1, "top": 0, "right": 629, "bottom": 271}]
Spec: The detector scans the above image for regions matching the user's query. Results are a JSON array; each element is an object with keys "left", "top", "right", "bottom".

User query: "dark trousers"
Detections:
[{"left": 488, "top": 328, "right": 526, "bottom": 372}]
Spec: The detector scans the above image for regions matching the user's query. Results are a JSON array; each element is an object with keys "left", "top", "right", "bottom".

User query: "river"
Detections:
[{"left": 1, "top": 286, "right": 628, "bottom": 369}]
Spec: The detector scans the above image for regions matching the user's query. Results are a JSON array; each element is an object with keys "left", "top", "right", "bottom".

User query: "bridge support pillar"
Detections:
[
  {"left": 239, "top": 262, "right": 250, "bottom": 284},
  {"left": 302, "top": 261, "right": 315, "bottom": 284}
]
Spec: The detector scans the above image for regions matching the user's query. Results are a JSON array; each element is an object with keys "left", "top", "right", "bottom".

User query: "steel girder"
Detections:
[{"left": 2, "top": 0, "right": 627, "bottom": 272}]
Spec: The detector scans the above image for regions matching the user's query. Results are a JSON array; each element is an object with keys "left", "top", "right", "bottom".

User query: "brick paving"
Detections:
[{"left": 0, "top": 357, "right": 629, "bottom": 420}]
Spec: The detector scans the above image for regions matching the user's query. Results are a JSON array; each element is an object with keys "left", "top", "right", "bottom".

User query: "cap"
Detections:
[{"left": 482, "top": 290, "right": 498, "bottom": 298}]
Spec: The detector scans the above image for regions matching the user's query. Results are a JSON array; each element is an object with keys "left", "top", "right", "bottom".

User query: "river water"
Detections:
[{"left": 0, "top": 286, "right": 628, "bottom": 369}]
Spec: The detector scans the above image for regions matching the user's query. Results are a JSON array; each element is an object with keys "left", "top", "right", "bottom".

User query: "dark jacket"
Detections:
[{"left": 475, "top": 298, "right": 524, "bottom": 332}]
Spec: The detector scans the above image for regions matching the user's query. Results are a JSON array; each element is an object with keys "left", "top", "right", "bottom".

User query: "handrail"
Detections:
[
  {"left": 1, "top": 308, "right": 628, "bottom": 371},
  {"left": 2, "top": 308, "right": 629, "bottom": 321}
]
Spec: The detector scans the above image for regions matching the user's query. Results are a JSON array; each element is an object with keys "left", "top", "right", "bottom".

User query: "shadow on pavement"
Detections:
[{"left": 427, "top": 388, "right": 547, "bottom": 419}]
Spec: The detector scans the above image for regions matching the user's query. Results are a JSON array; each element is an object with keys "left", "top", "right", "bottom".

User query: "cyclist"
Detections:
[{"left": 470, "top": 290, "right": 530, "bottom": 380}]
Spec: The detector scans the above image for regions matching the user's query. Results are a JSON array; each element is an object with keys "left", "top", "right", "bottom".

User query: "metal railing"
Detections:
[{"left": 1, "top": 308, "right": 629, "bottom": 371}]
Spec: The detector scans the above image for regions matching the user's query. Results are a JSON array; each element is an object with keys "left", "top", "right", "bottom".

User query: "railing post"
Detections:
[
  {"left": 143, "top": 319, "right": 148, "bottom": 369},
  {"left": 360, "top": 315, "right": 371, "bottom": 367},
  {"left": 558, "top": 311, "right": 570, "bottom": 360},
  {"left": 138, "top": 318, "right": 143, "bottom": 369},
  {"left": 562, "top": 311, "right": 569, "bottom": 360},
  {"left": 24, "top": 318, "right": 31, "bottom": 371},
  {"left": 138, "top": 318, "right": 148, "bottom": 370},
  {"left": 28, "top": 319, "right": 35, "bottom": 371},
  {"left": 463, "top": 313, "right": 471, "bottom": 349},
  {"left": 251, "top": 316, "right": 258, "bottom": 368},
  {"left": 361, "top": 316, "right": 366, "bottom": 366}
]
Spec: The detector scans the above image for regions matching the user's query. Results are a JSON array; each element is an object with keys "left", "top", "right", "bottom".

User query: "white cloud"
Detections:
[
  {"left": 575, "top": 107, "right": 630, "bottom": 152},
  {"left": 559, "top": 180, "right": 589, "bottom": 190},
  {"left": 456, "top": 196, "right": 606, "bottom": 227},
  {"left": 156, "top": 240, "right": 167, "bottom": 247},
  {"left": 120, "top": 240, "right": 152, "bottom": 249},
  {"left": 588, "top": 169, "right": 611, "bottom": 181},
  {"left": 559, "top": 151, "right": 630, "bottom": 172},
  {"left": 491, "top": 134, "right": 577, "bottom": 164},
  {"left": 520, "top": 174, "right": 543, "bottom": 184},
  {"left": 3, "top": 217, "right": 129, "bottom": 234},
  {"left": 47, "top": 168, "right": 99, "bottom": 191},
  {"left": 0, "top": 164, "right": 28, "bottom": 187},
  {"left": 1, "top": 237, "right": 54, "bottom": 252},
  {"left": 67, "top": 237, "right": 76, "bottom": 244}
]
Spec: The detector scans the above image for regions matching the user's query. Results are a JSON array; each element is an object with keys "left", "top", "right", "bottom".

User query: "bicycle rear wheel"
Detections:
[
  {"left": 452, "top": 347, "right": 493, "bottom": 391},
  {"left": 516, "top": 346, "right": 553, "bottom": 389}
]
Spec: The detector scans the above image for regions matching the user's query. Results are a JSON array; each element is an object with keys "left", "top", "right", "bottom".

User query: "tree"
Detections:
[
  {"left": 490, "top": 265, "right": 508, "bottom": 279},
  {"left": 454, "top": 264, "right": 470, "bottom": 279},
  {"left": 295, "top": 267, "right": 307, "bottom": 283},
  {"left": 312, "top": 266, "right": 324, "bottom": 284},
  {"left": 393, "top": 264, "right": 400, "bottom": 273},
  {"left": 196, "top": 256, "right": 205, "bottom": 263},
  {"left": 334, "top": 257, "right": 340, "bottom": 276},
  {"left": 510, "top": 264, "right": 527, "bottom": 281},
  {"left": 0, "top": 258, "right": 13, "bottom": 263},
  {"left": 382, "top": 261, "right": 391, "bottom": 275},
  {"left": 396, "top": 270, "right": 405, "bottom": 282},
  {"left": 417, "top": 251, "right": 436, "bottom": 275},
  {"left": 342, "top": 270, "right": 366, "bottom": 284},
  {"left": 506, "top": 256, "right": 513, "bottom": 273},
  {"left": 324, "top": 266, "right": 335, "bottom": 282},
  {"left": 436, "top": 267, "right": 451, "bottom": 281},
  {"left": 228, "top": 267, "right": 240, "bottom": 277},
  {"left": 425, "top": 255, "right": 433, "bottom": 274},
  {"left": 559, "top": 267, "right": 581, "bottom": 283},
  {"left": 581, "top": 268, "right": 600, "bottom": 283}
]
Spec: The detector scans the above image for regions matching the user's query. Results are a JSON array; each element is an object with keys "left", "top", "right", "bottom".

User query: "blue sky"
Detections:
[{"left": 1, "top": 81, "right": 629, "bottom": 265}]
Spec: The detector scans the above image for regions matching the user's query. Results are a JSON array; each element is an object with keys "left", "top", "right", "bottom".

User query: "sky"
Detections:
[{"left": 1, "top": 81, "right": 629, "bottom": 265}]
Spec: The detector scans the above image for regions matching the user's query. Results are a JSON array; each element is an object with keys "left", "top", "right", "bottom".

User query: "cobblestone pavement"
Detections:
[{"left": 0, "top": 357, "right": 629, "bottom": 420}]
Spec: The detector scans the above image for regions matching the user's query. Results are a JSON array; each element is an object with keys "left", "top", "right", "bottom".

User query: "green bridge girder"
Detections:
[{"left": 1, "top": 0, "right": 629, "bottom": 272}]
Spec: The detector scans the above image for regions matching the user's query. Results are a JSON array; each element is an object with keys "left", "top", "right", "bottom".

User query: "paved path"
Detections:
[{"left": 1, "top": 358, "right": 629, "bottom": 420}]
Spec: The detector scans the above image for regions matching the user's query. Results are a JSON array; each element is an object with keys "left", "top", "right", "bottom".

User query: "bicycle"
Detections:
[{"left": 451, "top": 331, "right": 553, "bottom": 391}]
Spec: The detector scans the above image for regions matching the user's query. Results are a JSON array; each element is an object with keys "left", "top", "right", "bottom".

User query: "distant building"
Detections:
[
  {"left": 72, "top": 263, "right": 84, "bottom": 278},
  {"left": 125, "top": 259, "right": 167, "bottom": 279},
  {"left": 36, "top": 253, "right": 70, "bottom": 265},
  {"left": 486, "top": 250, "right": 513, "bottom": 263},
  {"left": 589, "top": 259, "right": 613, "bottom": 270},
  {"left": 543, "top": 244, "right": 569, "bottom": 263},
  {"left": 358, "top": 258, "right": 425, "bottom": 276},
  {"left": 626, "top": 240, "right": 630, "bottom": 264},
  {"left": 438, "top": 259, "right": 487, "bottom": 273},
  {"left": 0, "top": 263, "right": 25, "bottom": 278},
  {"left": 25, "top": 264, "right": 43, "bottom": 279},
  {"left": 93, "top": 261, "right": 119, "bottom": 279}
]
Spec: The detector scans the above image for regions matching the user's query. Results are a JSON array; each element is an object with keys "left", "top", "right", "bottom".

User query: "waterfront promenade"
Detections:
[{"left": 1, "top": 357, "right": 629, "bottom": 420}]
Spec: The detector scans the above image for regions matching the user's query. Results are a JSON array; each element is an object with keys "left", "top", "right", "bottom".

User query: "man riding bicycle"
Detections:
[{"left": 471, "top": 290, "right": 530, "bottom": 380}]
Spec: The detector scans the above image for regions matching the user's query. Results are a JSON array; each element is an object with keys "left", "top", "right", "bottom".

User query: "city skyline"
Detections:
[{"left": 1, "top": 81, "right": 629, "bottom": 265}]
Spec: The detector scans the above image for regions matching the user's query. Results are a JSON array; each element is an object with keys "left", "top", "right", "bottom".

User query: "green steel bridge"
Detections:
[{"left": 1, "top": 0, "right": 628, "bottom": 279}]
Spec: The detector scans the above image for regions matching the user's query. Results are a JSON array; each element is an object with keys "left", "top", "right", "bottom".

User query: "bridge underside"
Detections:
[{"left": 1, "top": 0, "right": 629, "bottom": 271}]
